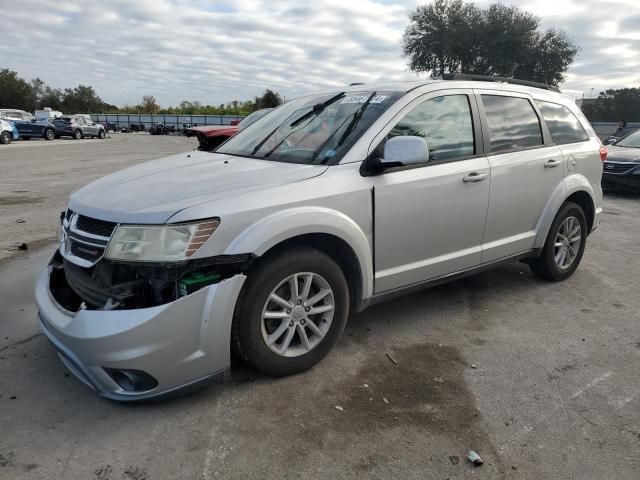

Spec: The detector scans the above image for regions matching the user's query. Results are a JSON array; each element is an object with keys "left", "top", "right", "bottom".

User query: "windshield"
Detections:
[
  {"left": 615, "top": 130, "right": 640, "bottom": 148},
  {"left": 238, "top": 109, "right": 273, "bottom": 129},
  {"left": 217, "top": 91, "right": 401, "bottom": 164}
]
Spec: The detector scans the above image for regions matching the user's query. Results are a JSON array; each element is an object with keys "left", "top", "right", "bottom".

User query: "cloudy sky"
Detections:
[{"left": 1, "top": 0, "right": 638, "bottom": 107}]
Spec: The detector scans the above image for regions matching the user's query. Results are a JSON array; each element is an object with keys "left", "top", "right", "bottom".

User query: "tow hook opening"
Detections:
[{"left": 104, "top": 368, "right": 158, "bottom": 392}]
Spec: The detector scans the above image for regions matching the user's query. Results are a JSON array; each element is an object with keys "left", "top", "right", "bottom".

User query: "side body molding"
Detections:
[
  {"left": 533, "top": 173, "right": 597, "bottom": 249},
  {"left": 224, "top": 207, "right": 374, "bottom": 300}
]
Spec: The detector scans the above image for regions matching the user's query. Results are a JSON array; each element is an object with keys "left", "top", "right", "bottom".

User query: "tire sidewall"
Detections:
[
  {"left": 541, "top": 202, "right": 587, "bottom": 280},
  {"left": 235, "top": 248, "right": 349, "bottom": 376},
  {"left": 0, "top": 131, "right": 10, "bottom": 144}
]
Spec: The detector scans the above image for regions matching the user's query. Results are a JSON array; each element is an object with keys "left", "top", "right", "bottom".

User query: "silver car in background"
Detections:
[{"left": 35, "top": 77, "right": 604, "bottom": 400}]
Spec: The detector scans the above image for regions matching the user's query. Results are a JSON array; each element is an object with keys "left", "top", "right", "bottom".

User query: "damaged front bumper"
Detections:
[{"left": 35, "top": 255, "right": 245, "bottom": 401}]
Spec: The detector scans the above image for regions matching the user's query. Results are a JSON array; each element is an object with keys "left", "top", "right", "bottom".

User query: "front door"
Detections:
[{"left": 371, "top": 92, "right": 490, "bottom": 293}]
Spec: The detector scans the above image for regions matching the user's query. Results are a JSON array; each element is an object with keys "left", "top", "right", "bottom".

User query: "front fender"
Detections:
[
  {"left": 224, "top": 206, "right": 374, "bottom": 299},
  {"left": 533, "top": 174, "right": 598, "bottom": 249}
]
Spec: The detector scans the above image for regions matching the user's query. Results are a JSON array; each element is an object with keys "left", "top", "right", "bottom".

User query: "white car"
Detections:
[
  {"left": 0, "top": 119, "right": 18, "bottom": 144},
  {"left": 36, "top": 75, "right": 604, "bottom": 400}
]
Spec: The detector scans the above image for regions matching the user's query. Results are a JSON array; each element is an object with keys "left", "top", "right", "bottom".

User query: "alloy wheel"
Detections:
[
  {"left": 261, "top": 272, "right": 335, "bottom": 357},
  {"left": 554, "top": 216, "right": 582, "bottom": 269}
]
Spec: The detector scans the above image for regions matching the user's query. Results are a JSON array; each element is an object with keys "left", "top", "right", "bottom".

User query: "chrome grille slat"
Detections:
[{"left": 60, "top": 210, "right": 117, "bottom": 267}]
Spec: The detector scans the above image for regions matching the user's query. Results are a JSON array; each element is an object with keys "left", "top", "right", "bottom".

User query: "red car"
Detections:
[{"left": 186, "top": 108, "right": 273, "bottom": 151}]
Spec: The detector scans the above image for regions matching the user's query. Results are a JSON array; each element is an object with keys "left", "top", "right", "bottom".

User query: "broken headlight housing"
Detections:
[{"left": 105, "top": 219, "right": 220, "bottom": 262}]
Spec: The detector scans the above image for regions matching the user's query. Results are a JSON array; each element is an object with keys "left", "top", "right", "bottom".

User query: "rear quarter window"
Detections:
[
  {"left": 535, "top": 100, "right": 589, "bottom": 144},
  {"left": 481, "top": 95, "right": 543, "bottom": 153}
]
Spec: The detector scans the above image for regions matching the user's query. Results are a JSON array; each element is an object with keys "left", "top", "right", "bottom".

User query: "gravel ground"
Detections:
[{"left": 0, "top": 135, "right": 638, "bottom": 479}]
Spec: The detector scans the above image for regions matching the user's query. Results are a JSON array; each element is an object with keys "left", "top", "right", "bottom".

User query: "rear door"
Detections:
[
  {"left": 476, "top": 90, "right": 565, "bottom": 262},
  {"left": 371, "top": 90, "right": 490, "bottom": 292}
]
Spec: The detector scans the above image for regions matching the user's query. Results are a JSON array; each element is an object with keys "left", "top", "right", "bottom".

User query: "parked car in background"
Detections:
[
  {"left": 35, "top": 108, "right": 64, "bottom": 122},
  {"left": 0, "top": 118, "right": 19, "bottom": 144},
  {"left": 0, "top": 109, "right": 56, "bottom": 140},
  {"left": 602, "top": 129, "right": 640, "bottom": 192},
  {"left": 186, "top": 108, "right": 273, "bottom": 151},
  {"left": 36, "top": 77, "right": 603, "bottom": 400},
  {"left": 53, "top": 116, "right": 106, "bottom": 139}
]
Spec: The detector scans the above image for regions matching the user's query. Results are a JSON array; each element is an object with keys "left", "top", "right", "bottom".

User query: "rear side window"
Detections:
[
  {"left": 536, "top": 101, "right": 589, "bottom": 144},
  {"left": 481, "top": 95, "right": 542, "bottom": 153},
  {"left": 389, "top": 94, "right": 475, "bottom": 161}
]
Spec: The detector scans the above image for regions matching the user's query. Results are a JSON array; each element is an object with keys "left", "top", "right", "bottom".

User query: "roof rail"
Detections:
[
  {"left": 442, "top": 73, "right": 561, "bottom": 93},
  {"left": 349, "top": 82, "right": 365, "bottom": 86}
]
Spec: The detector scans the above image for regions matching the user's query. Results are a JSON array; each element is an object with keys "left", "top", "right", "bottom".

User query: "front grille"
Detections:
[
  {"left": 76, "top": 215, "right": 117, "bottom": 237},
  {"left": 603, "top": 162, "right": 635, "bottom": 174}
]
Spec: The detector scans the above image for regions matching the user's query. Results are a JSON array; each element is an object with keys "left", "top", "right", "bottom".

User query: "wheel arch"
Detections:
[
  {"left": 534, "top": 175, "right": 597, "bottom": 249},
  {"left": 224, "top": 207, "right": 373, "bottom": 309}
]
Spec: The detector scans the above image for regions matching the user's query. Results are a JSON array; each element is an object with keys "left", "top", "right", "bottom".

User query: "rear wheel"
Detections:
[
  {"left": 73, "top": 129, "right": 82, "bottom": 140},
  {"left": 44, "top": 128, "right": 55, "bottom": 140},
  {"left": 530, "top": 201, "right": 587, "bottom": 281},
  {"left": 232, "top": 247, "right": 349, "bottom": 376},
  {"left": 0, "top": 131, "right": 11, "bottom": 144}
]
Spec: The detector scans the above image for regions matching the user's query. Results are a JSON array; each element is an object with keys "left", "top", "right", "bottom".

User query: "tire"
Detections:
[
  {"left": 98, "top": 129, "right": 105, "bottom": 139},
  {"left": 73, "top": 129, "right": 82, "bottom": 140},
  {"left": 44, "top": 128, "right": 55, "bottom": 140},
  {"left": 0, "top": 131, "right": 11, "bottom": 144},
  {"left": 232, "top": 246, "right": 350, "bottom": 376},
  {"left": 530, "top": 201, "right": 587, "bottom": 281}
]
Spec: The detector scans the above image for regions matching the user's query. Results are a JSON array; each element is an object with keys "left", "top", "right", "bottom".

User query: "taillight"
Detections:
[{"left": 599, "top": 146, "right": 607, "bottom": 162}]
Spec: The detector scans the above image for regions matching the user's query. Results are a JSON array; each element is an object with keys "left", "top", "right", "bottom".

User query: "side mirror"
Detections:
[
  {"left": 382, "top": 135, "right": 430, "bottom": 166},
  {"left": 604, "top": 137, "right": 618, "bottom": 145}
]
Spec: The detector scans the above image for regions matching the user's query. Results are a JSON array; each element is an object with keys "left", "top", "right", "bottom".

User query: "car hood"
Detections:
[
  {"left": 606, "top": 145, "right": 640, "bottom": 162},
  {"left": 68, "top": 151, "right": 327, "bottom": 224}
]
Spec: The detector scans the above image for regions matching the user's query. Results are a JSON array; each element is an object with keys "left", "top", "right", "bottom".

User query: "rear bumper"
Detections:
[{"left": 35, "top": 262, "right": 245, "bottom": 401}]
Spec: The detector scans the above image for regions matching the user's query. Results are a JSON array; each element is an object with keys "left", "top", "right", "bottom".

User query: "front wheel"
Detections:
[
  {"left": 44, "top": 128, "right": 55, "bottom": 140},
  {"left": 232, "top": 247, "right": 349, "bottom": 376},
  {"left": 98, "top": 129, "right": 106, "bottom": 139},
  {"left": 0, "top": 131, "right": 12, "bottom": 144},
  {"left": 530, "top": 201, "right": 587, "bottom": 281}
]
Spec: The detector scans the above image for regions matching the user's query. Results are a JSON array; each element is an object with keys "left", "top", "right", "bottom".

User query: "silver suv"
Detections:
[{"left": 36, "top": 78, "right": 604, "bottom": 400}]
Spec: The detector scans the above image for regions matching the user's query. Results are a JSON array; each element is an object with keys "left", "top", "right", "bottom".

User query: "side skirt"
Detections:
[{"left": 361, "top": 249, "right": 539, "bottom": 309}]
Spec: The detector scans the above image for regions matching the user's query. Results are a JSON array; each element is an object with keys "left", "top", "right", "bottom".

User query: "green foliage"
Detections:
[
  {"left": 0, "top": 69, "right": 283, "bottom": 116},
  {"left": 0, "top": 69, "right": 37, "bottom": 110},
  {"left": 0, "top": 69, "right": 116, "bottom": 112},
  {"left": 581, "top": 88, "right": 640, "bottom": 122},
  {"left": 402, "top": 0, "right": 579, "bottom": 85}
]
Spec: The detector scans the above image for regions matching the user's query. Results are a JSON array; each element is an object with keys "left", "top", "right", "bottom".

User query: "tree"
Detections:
[
  {"left": 0, "top": 69, "right": 37, "bottom": 110},
  {"left": 402, "top": 0, "right": 579, "bottom": 85},
  {"left": 581, "top": 88, "right": 640, "bottom": 122},
  {"left": 141, "top": 95, "right": 160, "bottom": 113}
]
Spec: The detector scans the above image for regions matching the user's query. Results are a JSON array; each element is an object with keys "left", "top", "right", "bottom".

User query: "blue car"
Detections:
[{"left": 0, "top": 109, "right": 56, "bottom": 140}]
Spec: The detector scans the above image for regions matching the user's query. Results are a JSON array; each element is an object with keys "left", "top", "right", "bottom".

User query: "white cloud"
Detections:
[{"left": 0, "top": 0, "right": 638, "bottom": 107}]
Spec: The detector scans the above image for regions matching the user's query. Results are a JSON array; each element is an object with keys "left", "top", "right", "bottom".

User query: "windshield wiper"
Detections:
[
  {"left": 336, "top": 91, "right": 376, "bottom": 148},
  {"left": 251, "top": 92, "right": 345, "bottom": 156},
  {"left": 289, "top": 92, "right": 345, "bottom": 128}
]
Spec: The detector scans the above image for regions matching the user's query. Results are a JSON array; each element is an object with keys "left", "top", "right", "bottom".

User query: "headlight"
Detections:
[{"left": 105, "top": 219, "right": 220, "bottom": 262}]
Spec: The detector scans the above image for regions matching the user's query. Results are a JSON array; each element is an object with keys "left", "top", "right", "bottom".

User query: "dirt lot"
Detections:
[{"left": 0, "top": 135, "right": 638, "bottom": 479}]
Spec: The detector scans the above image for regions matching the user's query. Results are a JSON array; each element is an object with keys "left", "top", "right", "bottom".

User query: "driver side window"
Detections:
[{"left": 386, "top": 94, "right": 475, "bottom": 162}]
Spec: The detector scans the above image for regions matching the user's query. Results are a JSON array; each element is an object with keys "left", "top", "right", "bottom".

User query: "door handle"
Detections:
[
  {"left": 544, "top": 159, "right": 562, "bottom": 168},
  {"left": 463, "top": 172, "right": 488, "bottom": 183}
]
